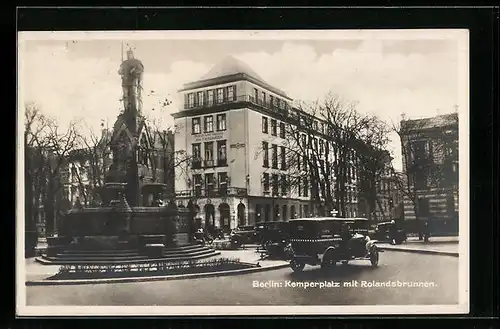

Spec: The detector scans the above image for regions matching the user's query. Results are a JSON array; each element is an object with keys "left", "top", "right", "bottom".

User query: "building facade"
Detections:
[
  {"left": 399, "top": 113, "right": 459, "bottom": 234},
  {"left": 172, "top": 56, "right": 360, "bottom": 230}
]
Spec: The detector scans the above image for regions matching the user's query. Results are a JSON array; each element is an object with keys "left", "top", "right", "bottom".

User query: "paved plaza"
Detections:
[{"left": 26, "top": 251, "right": 459, "bottom": 306}]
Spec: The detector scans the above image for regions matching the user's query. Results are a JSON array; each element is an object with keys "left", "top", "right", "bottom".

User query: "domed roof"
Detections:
[{"left": 199, "top": 55, "right": 265, "bottom": 82}]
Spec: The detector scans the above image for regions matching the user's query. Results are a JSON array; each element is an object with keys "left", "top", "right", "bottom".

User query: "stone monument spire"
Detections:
[{"left": 104, "top": 47, "right": 145, "bottom": 206}]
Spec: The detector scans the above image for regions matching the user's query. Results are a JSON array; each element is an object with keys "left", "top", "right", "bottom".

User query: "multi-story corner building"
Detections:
[
  {"left": 399, "top": 112, "right": 459, "bottom": 234},
  {"left": 172, "top": 56, "right": 360, "bottom": 230}
]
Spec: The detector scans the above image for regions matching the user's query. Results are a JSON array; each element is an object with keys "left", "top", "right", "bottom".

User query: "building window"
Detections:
[
  {"left": 271, "top": 119, "right": 277, "bottom": 136},
  {"left": 227, "top": 85, "right": 235, "bottom": 101},
  {"left": 303, "top": 178, "right": 309, "bottom": 197},
  {"left": 192, "top": 143, "right": 202, "bottom": 169},
  {"left": 281, "top": 174, "right": 288, "bottom": 195},
  {"left": 261, "top": 91, "right": 266, "bottom": 104},
  {"left": 205, "top": 173, "right": 215, "bottom": 197},
  {"left": 269, "top": 95, "right": 274, "bottom": 108},
  {"left": 303, "top": 155, "right": 308, "bottom": 171},
  {"left": 262, "top": 117, "right": 268, "bottom": 133},
  {"left": 301, "top": 134, "right": 306, "bottom": 148},
  {"left": 204, "top": 142, "right": 214, "bottom": 167},
  {"left": 217, "top": 113, "right": 227, "bottom": 131},
  {"left": 313, "top": 121, "right": 318, "bottom": 131},
  {"left": 412, "top": 140, "right": 427, "bottom": 162},
  {"left": 319, "top": 122, "right": 324, "bottom": 134},
  {"left": 262, "top": 142, "right": 269, "bottom": 167},
  {"left": 446, "top": 195, "right": 455, "bottom": 215},
  {"left": 192, "top": 117, "right": 201, "bottom": 134},
  {"left": 297, "top": 155, "right": 301, "bottom": 171},
  {"left": 319, "top": 140, "right": 324, "bottom": 154},
  {"left": 280, "top": 100, "right": 285, "bottom": 109},
  {"left": 271, "top": 144, "right": 278, "bottom": 169},
  {"left": 187, "top": 93, "right": 195, "bottom": 108},
  {"left": 298, "top": 177, "right": 302, "bottom": 196},
  {"left": 279, "top": 122, "right": 285, "bottom": 138},
  {"left": 280, "top": 146, "right": 286, "bottom": 170},
  {"left": 313, "top": 138, "right": 318, "bottom": 151},
  {"left": 207, "top": 89, "right": 214, "bottom": 105},
  {"left": 217, "top": 140, "right": 227, "bottom": 166},
  {"left": 417, "top": 197, "right": 430, "bottom": 217},
  {"left": 216, "top": 88, "right": 224, "bottom": 103},
  {"left": 254, "top": 88, "right": 258, "bottom": 102},
  {"left": 204, "top": 116, "right": 214, "bottom": 132},
  {"left": 218, "top": 172, "right": 228, "bottom": 195},
  {"left": 272, "top": 174, "right": 279, "bottom": 195},
  {"left": 193, "top": 174, "right": 202, "bottom": 196},
  {"left": 196, "top": 91, "right": 204, "bottom": 107},
  {"left": 263, "top": 173, "right": 270, "bottom": 192}
]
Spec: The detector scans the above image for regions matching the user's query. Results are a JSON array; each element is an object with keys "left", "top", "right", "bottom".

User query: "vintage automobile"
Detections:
[
  {"left": 287, "top": 217, "right": 382, "bottom": 272},
  {"left": 256, "top": 221, "right": 291, "bottom": 259},
  {"left": 229, "top": 225, "right": 259, "bottom": 246},
  {"left": 372, "top": 220, "right": 407, "bottom": 245}
]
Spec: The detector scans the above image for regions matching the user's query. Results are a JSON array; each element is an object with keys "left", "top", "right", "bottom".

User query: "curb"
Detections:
[
  {"left": 25, "top": 262, "right": 290, "bottom": 286},
  {"left": 378, "top": 246, "right": 459, "bottom": 257}
]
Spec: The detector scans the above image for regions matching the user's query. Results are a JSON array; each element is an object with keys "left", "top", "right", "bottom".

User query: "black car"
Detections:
[
  {"left": 372, "top": 221, "right": 407, "bottom": 245},
  {"left": 230, "top": 225, "right": 258, "bottom": 245},
  {"left": 256, "top": 221, "right": 290, "bottom": 259},
  {"left": 288, "top": 217, "right": 381, "bottom": 272}
]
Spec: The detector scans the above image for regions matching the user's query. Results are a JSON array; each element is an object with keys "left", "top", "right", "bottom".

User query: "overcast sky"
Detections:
[{"left": 18, "top": 31, "right": 467, "bottom": 170}]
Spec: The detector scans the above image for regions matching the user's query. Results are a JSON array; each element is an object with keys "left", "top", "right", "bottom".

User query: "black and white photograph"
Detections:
[{"left": 17, "top": 30, "right": 469, "bottom": 316}]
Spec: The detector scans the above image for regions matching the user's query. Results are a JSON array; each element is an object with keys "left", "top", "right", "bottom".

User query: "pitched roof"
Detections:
[
  {"left": 181, "top": 55, "right": 291, "bottom": 99},
  {"left": 200, "top": 55, "right": 265, "bottom": 82},
  {"left": 401, "top": 113, "right": 458, "bottom": 131}
]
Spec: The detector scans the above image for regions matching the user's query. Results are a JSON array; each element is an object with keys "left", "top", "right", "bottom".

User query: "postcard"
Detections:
[{"left": 17, "top": 29, "right": 469, "bottom": 316}]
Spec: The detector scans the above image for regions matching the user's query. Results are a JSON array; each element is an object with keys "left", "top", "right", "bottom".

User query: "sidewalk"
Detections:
[
  {"left": 405, "top": 236, "right": 459, "bottom": 244},
  {"left": 376, "top": 238, "right": 460, "bottom": 256},
  {"left": 25, "top": 248, "right": 288, "bottom": 283}
]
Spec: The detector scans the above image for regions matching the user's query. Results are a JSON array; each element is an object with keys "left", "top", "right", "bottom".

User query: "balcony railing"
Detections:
[
  {"left": 176, "top": 187, "right": 248, "bottom": 198},
  {"left": 204, "top": 160, "right": 215, "bottom": 168},
  {"left": 192, "top": 158, "right": 228, "bottom": 169},
  {"left": 185, "top": 95, "right": 292, "bottom": 116}
]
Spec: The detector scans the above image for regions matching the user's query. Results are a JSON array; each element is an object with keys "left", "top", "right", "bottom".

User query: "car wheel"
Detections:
[
  {"left": 370, "top": 249, "right": 379, "bottom": 267},
  {"left": 290, "top": 260, "right": 305, "bottom": 272},
  {"left": 321, "top": 252, "right": 336, "bottom": 270}
]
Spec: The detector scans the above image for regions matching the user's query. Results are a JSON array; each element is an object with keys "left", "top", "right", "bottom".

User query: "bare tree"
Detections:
[
  {"left": 24, "top": 102, "right": 51, "bottom": 255},
  {"left": 256, "top": 93, "right": 392, "bottom": 219},
  {"left": 356, "top": 116, "right": 393, "bottom": 221},
  {"left": 41, "top": 118, "right": 80, "bottom": 235},
  {"left": 139, "top": 94, "right": 194, "bottom": 200},
  {"left": 67, "top": 122, "right": 113, "bottom": 207}
]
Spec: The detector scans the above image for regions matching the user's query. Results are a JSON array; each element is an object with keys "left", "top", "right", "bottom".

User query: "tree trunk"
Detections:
[
  {"left": 25, "top": 167, "right": 37, "bottom": 257},
  {"left": 44, "top": 197, "right": 55, "bottom": 236}
]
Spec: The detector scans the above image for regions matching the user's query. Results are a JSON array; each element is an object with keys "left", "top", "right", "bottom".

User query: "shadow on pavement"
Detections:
[{"left": 286, "top": 263, "right": 377, "bottom": 281}]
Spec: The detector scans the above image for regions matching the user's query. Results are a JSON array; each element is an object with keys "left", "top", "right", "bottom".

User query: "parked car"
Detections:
[
  {"left": 372, "top": 221, "right": 407, "bottom": 245},
  {"left": 287, "top": 217, "right": 382, "bottom": 272},
  {"left": 257, "top": 221, "right": 290, "bottom": 259},
  {"left": 229, "top": 225, "right": 258, "bottom": 245}
]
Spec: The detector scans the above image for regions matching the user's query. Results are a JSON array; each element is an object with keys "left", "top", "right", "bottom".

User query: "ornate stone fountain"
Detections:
[{"left": 38, "top": 49, "right": 218, "bottom": 265}]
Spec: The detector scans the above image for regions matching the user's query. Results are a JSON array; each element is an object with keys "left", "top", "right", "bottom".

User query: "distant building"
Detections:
[
  {"left": 172, "top": 56, "right": 360, "bottom": 230},
  {"left": 399, "top": 112, "right": 459, "bottom": 234},
  {"left": 357, "top": 148, "right": 400, "bottom": 222},
  {"left": 62, "top": 125, "right": 176, "bottom": 207}
]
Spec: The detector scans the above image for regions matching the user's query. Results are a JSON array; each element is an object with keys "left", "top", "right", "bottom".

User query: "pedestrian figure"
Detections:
[
  {"left": 423, "top": 221, "right": 430, "bottom": 243},
  {"left": 389, "top": 220, "right": 397, "bottom": 245},
  {"left": 74, "top": 197, "right": 83, "bottom": 210}
]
